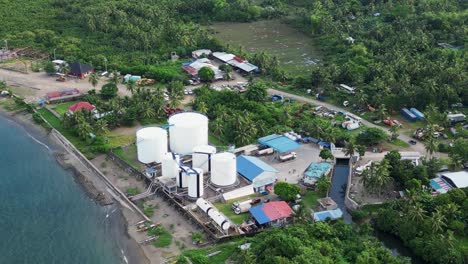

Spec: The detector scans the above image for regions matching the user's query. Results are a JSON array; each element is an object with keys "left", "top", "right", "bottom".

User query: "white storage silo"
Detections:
[
  {"left": 187, "top": 168, "right": 204, "bottom": 198},
  {"left": 177, "top": 166, "right": 190, "bottom": 188},
  {"left": 192, "top": 145, "right": 217, "bottom": 172},
  {"left": 136, "top": 127, "right": 168, "bottom": 164},
  {"left": 211, "top": 152, "right": 237, "bottom": 186},
  {"left": 168, "top": 112, "right": 208, "bottom": 155},
  {"left": 161, "top": 152, "right": 180, "bottom": 179},
  {"left": 196, "top": 198, "right": 231, "bottom": 230}
]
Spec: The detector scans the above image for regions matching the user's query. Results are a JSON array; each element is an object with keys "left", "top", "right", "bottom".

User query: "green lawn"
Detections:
[
  {"left": 52, "top": 101, "right": 78, "bottom": 116},
  {"left": 302, "top": 191, "right": 321, "bottom": 210},
  {"left": 112, "top": 144, "right": 144, "bottom": 170},
  {"left": 209, "top": 134, "right": 228, "bottom": 149},
  {"left": 37, "top": 107, "right": 65, "bottom": 131},
  {"left": 213, "top": 194, "right": 259, "bottom": 225},
  {"left": 181, "top": 241, "right": 239, "bottom": 264}
]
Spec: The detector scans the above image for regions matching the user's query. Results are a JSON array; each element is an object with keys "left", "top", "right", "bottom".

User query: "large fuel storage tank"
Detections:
[
  {"left": 192, "top": 145, "right": 217, "bottom": 172},
  {"left": 211, "top": 152, "right": 237, "bottom": 186},
  {"left": 161, "top": 152, "right": 179, "bottom": 179},
  {"left": 187, "top": 168, "right": 204, "bottom": 199},
  {"left": 168, "top": 112, "right": 208, "bottom": 155},
  {"left": 136, "top": 127, "right": 168, "bottom": 164},
  {"left": 196, "top": 198, "right": 231, "bottom": 230}
]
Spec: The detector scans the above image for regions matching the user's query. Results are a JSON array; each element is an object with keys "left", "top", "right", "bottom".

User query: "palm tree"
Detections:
[
  {"left": 389, "top": 124, "right": 399, "bottom": 141},
  {"left": 374, "top": 159, "right": 392, "bottom": 197},
  {"left": 109, "top": 71, "right": 120, "bottom": 86},
  {"left": 407, "top": 203, "right": 426, "bottom": 223},
  {"left": 93, "top": 119, "right": 109, "bottom": 135},
  {"left": 344, "top": 140, "right": 356, "bottom": 159},
  {"left": 126, "top": 81, "right": 136, "bottom": 94},
  {"left": 377, "top": 104, "right": 388, "bottom": 121},
  {"left": 360, "top": 163, "right": 378, "bottom": 194},
  {"left": 197, "top": 101, "right": 208, "bottom": 114},
  {"left": 210, "top": 119, "right": 225, "bottom": 138},
  {"left": 88, "top": 72, "right": 100, "bottom": 89},
  {"left": 424, "top": 135, "right": 438, "bottom": 158},
  {"left": 431, "top": 209, "right": 447, "bottom": 233}
]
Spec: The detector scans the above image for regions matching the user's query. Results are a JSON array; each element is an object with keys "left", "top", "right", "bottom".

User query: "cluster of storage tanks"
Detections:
[{"left": 135, "top": 112, "right": 238, "bottom": 199}]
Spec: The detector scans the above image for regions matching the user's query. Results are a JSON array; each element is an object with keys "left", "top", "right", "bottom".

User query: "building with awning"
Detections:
[
  {"left": 249, "top": 201, "right": 293, "bottom": 226},
  {"left": 237, "top": 155, "right": 278, "bottom": 192},
  {"left": 430, "top": 171, "right": 468, "bottom": 194},
  {"left": 258, "top": 134, "right": 300, "bottom": 153}
]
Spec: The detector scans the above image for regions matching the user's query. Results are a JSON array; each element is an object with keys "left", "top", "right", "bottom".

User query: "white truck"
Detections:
[
  {"left": 232, "top": 199, "right": 253, "bottom": 214},
  {"left": 256, "top": 147, "right": 274, "bottom": 156},
  {"left": 279, "top": 152, "right": 297, "bottom": 162}
]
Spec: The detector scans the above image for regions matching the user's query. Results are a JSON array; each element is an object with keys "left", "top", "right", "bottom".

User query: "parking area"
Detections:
[{"left": 257, "top": 143, "right": 321, "bottom": 184}]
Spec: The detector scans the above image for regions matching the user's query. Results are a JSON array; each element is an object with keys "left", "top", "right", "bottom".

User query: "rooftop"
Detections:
[
  {"left": 249, "top": 201, "right": 293, "bottom": 225},
  {"left": 237, "top": 155, "right": 278, "bottom": 181},
  {"left": 313, "top": 208, "right": 343, "bottom": 222},
  {"left": 304, "top": 162, "right": 332, "bottom": 179},
  {"left": 68, "top": 102, "right": 94, "bottom": 112},
  {"left": 441, "top": 170, "right": 468, "bottom": 188},
  {"left": 258, "top": 134, "right": 300, "bottom": 153}
]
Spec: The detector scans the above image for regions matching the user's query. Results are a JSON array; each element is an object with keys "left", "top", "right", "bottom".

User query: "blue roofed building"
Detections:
[
  {"left": 303, "top": 162, "right": 332, "bottom": 185},
  {"left": 258, "top": 134, "right": 300, "bottom": 153},
  {"left": 312, "top": 208, "right": 343, "bottom": 222},
  {"left": 237, "top": 155, "right": 278, "bottom": 192}
]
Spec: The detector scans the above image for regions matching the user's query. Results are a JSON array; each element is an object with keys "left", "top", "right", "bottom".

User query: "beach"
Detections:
[{"left": 0, "top": 102, "right": 150, "bottom": 264}]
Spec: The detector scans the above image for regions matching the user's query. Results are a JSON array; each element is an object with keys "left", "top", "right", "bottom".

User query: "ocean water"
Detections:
[{"left": 0, "top": 115, "right": 124, "bottom": 264}]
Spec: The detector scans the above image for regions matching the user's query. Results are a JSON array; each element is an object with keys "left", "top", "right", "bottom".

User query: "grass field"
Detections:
[
  {"left": 112, "top": 144, "right": 144, "bottom": 170},
  {"left": 52, "top": 101, "right": 78, "bottom": 116},
  {"left": 302, "top": 190, "right": 321, "bottom": 210},
  {"left": 148, "top": 226, "right": 173, "bottom": 248},
  {"left": 213, "top": 194, "right": 259, "bottom": 225},
  {"left": 181, "top": 241, "right": 239, "bottom": 264}
]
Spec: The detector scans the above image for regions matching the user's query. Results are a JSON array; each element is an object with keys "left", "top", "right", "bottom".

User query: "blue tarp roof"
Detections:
[
  {"left": 313, "top": 208, "right": 343, "bottom": 222},
  {"left": 258, "top": 134, "right": 300, "bottom": 153},
  {"left": 237, "top": 155, "right": 278, "bottom": 182},
  {"left": 249, "top": 204, "right": 270, "bottom": 224},
  {"left": 304, "top": 162, "right": 332, "bottom": 179},
  {"left": 318, "top": 141, "right": 331, "bottom": 148}
]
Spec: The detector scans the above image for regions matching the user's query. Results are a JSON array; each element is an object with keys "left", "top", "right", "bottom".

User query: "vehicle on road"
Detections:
[
  {"left": 279, "top": 152, "right": 297, "bottom": 162},
  {"left": 409, "top": 139, "right": 417, "bottom": 145},
  {"left": 343, "top": 101, "right": 350, "bottom": 107}
]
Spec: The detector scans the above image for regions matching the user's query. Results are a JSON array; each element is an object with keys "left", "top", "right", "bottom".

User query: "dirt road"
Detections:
[
  {"left": 0, "top": 69, "right": 130, "bottom": 101},
  {"left": 267, "top": 88, "right": 444, "bottom": 157}
]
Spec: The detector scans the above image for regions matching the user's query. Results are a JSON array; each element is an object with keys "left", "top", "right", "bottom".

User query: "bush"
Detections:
[
  {"left": 438, "top": 143, "right": 450, "bottom": 153},
  {"left": 448, "top": 220, "right": 465, "bottom": 233},
  {"left": 351, "top": 210, "right": 369, "bottom": 221}
]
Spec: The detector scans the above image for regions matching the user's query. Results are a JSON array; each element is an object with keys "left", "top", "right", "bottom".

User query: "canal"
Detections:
[{"left": 330, "top": 158, "right": 425, "bottom": 263}]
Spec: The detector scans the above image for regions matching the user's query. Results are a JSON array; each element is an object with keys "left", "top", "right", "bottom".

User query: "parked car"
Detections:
[
  {"left": 259, "top": 190, "right": 270, "bottom": 196},
  {"left": 250, "top": 198, "right": 262, "bottom": 205},
  {"left": 409, "top": 139, "right": 417, "bottom": 145},
  {"left": 343, "top": 101, "right": 350, "bottom": 107}
]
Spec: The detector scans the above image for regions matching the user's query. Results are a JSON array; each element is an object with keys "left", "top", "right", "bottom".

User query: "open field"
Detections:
[
  {"left": 209, "top": 20, "right": 322, "bottom": 74},
  {"left": 52, "top": 101, "right": 78, "bottom": 116}
]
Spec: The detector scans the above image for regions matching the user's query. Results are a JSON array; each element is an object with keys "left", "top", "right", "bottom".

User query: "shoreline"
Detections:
[{"left": 0, "top": 103, "right": 150, "bottom": 264}]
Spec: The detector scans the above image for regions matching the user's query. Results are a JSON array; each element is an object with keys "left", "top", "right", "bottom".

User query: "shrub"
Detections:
[{"left": 351, "top": 210, "right": 369, "bottom": 221}]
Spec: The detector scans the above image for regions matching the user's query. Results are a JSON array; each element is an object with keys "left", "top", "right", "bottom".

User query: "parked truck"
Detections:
[
  {"left": 232, "top": 199, "right": 253, "bottom": 214},
  {"left": 448, "top": 113, "right": 466, "bottom": 124},
  {"left": 256, "top": 147, "right": 274, "bottom": 156},
  {"left": 279, "top": 152, "right": 297, "bottom": 162}
]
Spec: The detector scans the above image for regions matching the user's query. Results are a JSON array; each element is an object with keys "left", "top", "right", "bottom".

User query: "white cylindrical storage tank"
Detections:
[
  {"left": 187, "top": 168, "right": 204, "bottom": 198},
  {"left": 192, "top": 145, "right": 217, "bottom": 172},
  {"left": 177, "top": 166, "right": 190, "bottom": 188},
  {"left": 136, "top": 127, "right": 168, "bottom": 164},
  {"left": 208, "top": 209, "right": 231, "bottom": 230},
  {"left": 211, "top": 152, "right": 237, "bottom": 186},
  {"left": 196, "top": 198, "right": 212, "bottom": 213},
  {"left": 161, "top": 152, "right": 179, "bottom": 179},
  {"left": 168, "top": 112, "right": 208, "bottom": 155}
]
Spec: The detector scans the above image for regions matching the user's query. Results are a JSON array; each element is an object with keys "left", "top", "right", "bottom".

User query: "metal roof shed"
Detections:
[
  {"left": 441, "top": 171, "right": 468, "bottom": 188},
  {"left": 258, "top": 134, "right": 300, "bottom": 153},
  {"left": 249, "top": 201, "right": 293, "bottom": 225},
  {"left": 237, "top": 155, "right": 278, "bottom": 189}
]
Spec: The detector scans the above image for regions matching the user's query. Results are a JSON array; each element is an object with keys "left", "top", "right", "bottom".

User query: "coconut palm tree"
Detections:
[
  {"left": 374, "top": 159, "right": 392, "bottom": 197},
  {"left": 431, "top": 209, "right": 447, "bottom": 233},
  {"left": 126, "top": 81, "right": 136, "bottom": 94},
  {"left": 377, "top": 104, "right": 388, "bottom": 121},
  {"left": 93, "top": 119, "right": 109, "bottom": 135},
  {"left": 344, "top": 140, "right": 356, "bottom": 159},
  {"left": 389, "top": 124, "right": 399, "bottom": 141},
  {"left": 197, "top": 101, "right": 208, "bottom": 114},
  {"left": 424, "top": 135, "right": 438, "bottom": 158},
  {"left": 108, "top": 71, "right": 120, "bottom": 86},
  {"left": 88, "top": 72, "right": 100, "bottom": 89},
  {"left": 407, "top": 203, "right": 426, "bottom": 223}
]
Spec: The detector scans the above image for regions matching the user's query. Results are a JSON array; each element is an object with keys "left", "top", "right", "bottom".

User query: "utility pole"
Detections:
[
  {"left": 103, "top": 57, "right": 108, "bottom": 72},
  {"left": 53, "top": 48, "right": 56, "bottom": 60},
  {"left": 4, "top": 40, "right": 7, "bottom": 51}
]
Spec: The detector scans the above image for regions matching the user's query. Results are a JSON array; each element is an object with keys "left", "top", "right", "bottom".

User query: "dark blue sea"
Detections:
[{"left": 0, "top": 115, "right": 127, "bottom": 264}]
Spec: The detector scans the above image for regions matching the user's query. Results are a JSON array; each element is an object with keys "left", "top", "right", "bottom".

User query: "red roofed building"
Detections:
[
  {"left": 249, "top": 201, "right": 293, "bottom": 227},
  {"left": 68, "top": 102, "right": 95, "bottom": 113}
]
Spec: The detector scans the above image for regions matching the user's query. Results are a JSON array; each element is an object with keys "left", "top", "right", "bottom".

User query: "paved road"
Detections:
[{"left": 267, "top": 88, "right": 440, "bottom": 157}]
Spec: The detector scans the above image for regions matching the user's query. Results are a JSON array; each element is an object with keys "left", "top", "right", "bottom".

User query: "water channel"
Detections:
[{"left": 330, "top": 158, "right": 425, "bottom": 263}]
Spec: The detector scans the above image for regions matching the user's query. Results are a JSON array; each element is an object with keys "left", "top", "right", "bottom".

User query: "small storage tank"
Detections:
[
  {"left": 192, "top": 145, "right": 217, "bottom": 172},
  {"left": 187, "top": 168, "right": 204, "bottom": 198},
  {"left": 211, "top": 152, "right": 237, "bottom": 186},
  {"left": 168, "top": 112, "right": 208, "bottom": 155},
  {"left": 177, "top": 166, "right": 190, "bottom": 188},
  {"left": 136, "top": 127, "right": 168, "bottom": 164},
  {"left": 196, "top": 198, "right": 230, "bottom": 230},
  {"left": 161, "top": 152, "right": 180, "bottom": 179}
]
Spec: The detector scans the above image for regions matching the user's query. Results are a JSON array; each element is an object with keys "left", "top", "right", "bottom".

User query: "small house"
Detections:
[
  {"left": 68, "top": 101, "right": 95, "bottom": 113},
  {"left": 249, "top": 201, "right": 293, "bottom": 227},
  {"left": 192, "top": 49, "right": 212, "bottom": 59}
]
